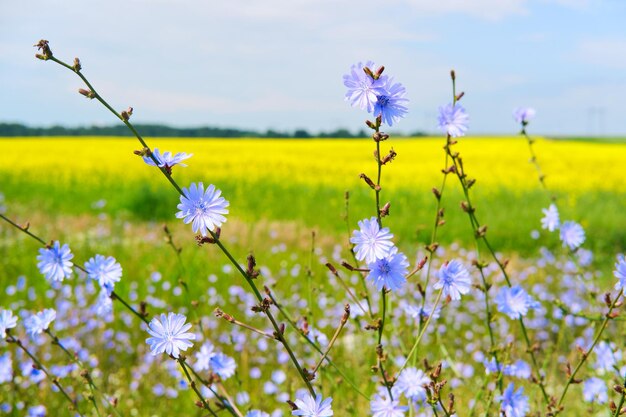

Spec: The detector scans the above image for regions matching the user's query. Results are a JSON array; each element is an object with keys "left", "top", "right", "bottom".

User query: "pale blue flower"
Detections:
[
  {"left": 540, "top": 204, "right": 560, "bottom": 232},
  {"left": 27, "top": 405, "right": 46, "bottom": 417},
  {"left": 583, "top": 377, "right": 607, "bottom": 404},
  {"left": 343, "top": 61, "right": 386, "bottom": 113},
  {"left": 0, "top": 309, "right": 18, "bottom": 338},
  {"left": 21, "top": 361, "right": 45, "bottom": 383},
  {"left": 36, "top": 241, "right": 73, "bottom": 282},
  {"left": 560, "top": 221, "right": 585, "bottom": 250},
  {"left": 292, "top": 393, "right": 333, "bottom": 417},
  {"left": 594, "top": 341, "right": 621, "bottom": 372},
  {"left": 350, "top": 217, "right": 394, "bottom": 264},
  {"left": 146, "top": 313, "right": 195, "bottom": 359},
  {"left": 176, "top": 182, "right": 229, "bottom": 236},
  {"left": 437, "top": 103, "right": 469, "bottom": 137},
  {"left": 392, "top": 367, "right": 429, "bottom": 402},
  {"left": 143, "top": 148, "right": 192, "bottom": 170},
  {"left": 614, "top": 254, "right": 626, "bottom": 291},
  {"left": 367, "top": 247, "right": 409, "bottom": 292},
  {"left": 84, "top": 255, "right": 122, "bottom": 293},
  {"left": 0, "top": 352, "right": 12, "bottom": 383},
  {"left": 495, "top": 286, "right": 539, "bottom": 319},
  {"left": 246, "top": 411, "right": 270, "bottom": 417},
  {"left": 210, "top": 352, "right": 237, "bottom": 380},
  {"left": 373, "top": 78, "right": 408, "bottom": 127},
  {"left": 370, "top": 392, "right": 408, "bottom": 417},
  {"left": 498, "top": 383, "right": 529, "bottom": 417},
  {"left": 24, "top": 309, "right": 56, "bottom": 338},
  {"left": 513, "top": 107, "right": 536, "bottom": 125},
  {"left": 434, "top": 260, "right": 471, "bottom": 301},
  {"left": 504, "top": 360, "right": 531, "bottom": 379},
  {"left": 195, "top": 342, "right": 216, "bottom": 371},
  {"left": 93, "top": 288, "right": 113, "bottom": 316}
]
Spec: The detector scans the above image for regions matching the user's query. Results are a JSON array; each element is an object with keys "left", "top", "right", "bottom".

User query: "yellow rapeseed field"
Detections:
[{"left": 1, "top": 136, "right": 624, "bottom": 195}]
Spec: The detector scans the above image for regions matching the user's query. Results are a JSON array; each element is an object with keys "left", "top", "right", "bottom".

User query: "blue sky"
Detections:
[{"left": 1, "top": 0, "right": 625, "bottom": 135}]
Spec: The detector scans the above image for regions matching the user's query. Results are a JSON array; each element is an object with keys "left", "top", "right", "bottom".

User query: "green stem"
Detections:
[
  {"left": 398, "top": 288, "right": 444, "bottom": 374},
  {"left": 556, "top": 289, "right": 624, "bottom": 412},
  {"left": 7, "top": 334, "right": 84, "bottom": 416}
]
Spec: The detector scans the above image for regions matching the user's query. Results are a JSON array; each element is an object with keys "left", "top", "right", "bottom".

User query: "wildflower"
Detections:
[
  {"left": 143, "top": 148, "right": 192, "bottom": 171},
  {"left": 512, "top": 107, "right": 536, "bottom": 125},
  {"left": 27, "top": 405, "right": 47, "bottom": 417},
  {"left": 540, "top": 204, "right": 560, "bottom": 232},
  {"left": 350, "top": 217, "right": 394, "bottom": 264},
  {"left": 559, "top": 221, "right": 585, "bottom": 250},
  {"left": 614, "top": 254, "right": 626, "bottom": 291},
  {"left": 437, "top": 103, "right": 469, "bottom": 137},
  {"left": 21, "top": 361, "right": 45, "bottom": 384},
  {"left": 36, "top": 241, "right": 73, "bottom": 282},
  {"left": 176, "top": 182, "right": 229, "bottom": 236},
  {"left": 246, "top": 411, "right": 270, "bottom": 417},
  {"left": 24, "top": 309, "right": 56, "bottom": 338},
  {"left": 370, "top": 392, "right": 408, "bottom": 417},
  {"left": 393, "top": 367, "right": 429, "bottom": 402},
  {"left": 292, "top": 393, "right": 333, "bottom": 417},
  {"left": 494, "top": 286, "right": 539, "bottom": 319},
  {"left": 594, "top": 341, "right": 621, "bottom": 372},
  {"left": 84, "top": 255, "right": 122, "bottom": 294},
  {"left": 0, "top": 353, "right": 12, "bottom": 383},
  {"left": 498, "top": 383, "right": 529, "bottom": 417},
  {"left": 93, "top": 288, "right": 113, "bottom": 316},
  {"left": 373, "top": 78, "right": 408, "bottom": 127},
  {"left": 367, "top": 247, "right": 409, "bottom": 292},
  {"left": 343, "top": 61, "right": 386, "bottom": 113},
  {"left": 146, "top": 313, "right": 195, "bottom": 359},
  {"left": 504, "top": 360, "right": 531, "bottom": 379},
  {"left": 210, "top": 352, "right": 237, "bottom": 379},
  {"left": 0, "top": 309, "right": 18, "bottom": 338},
  {"left": 582, "top": 377, "right": 607, "bottom": 404},
  {"left": 195, "top": 342, "right": 216, "bottom": 371},
  {"left": 434, "top": 260, "right": 471, "bottom": 301}
]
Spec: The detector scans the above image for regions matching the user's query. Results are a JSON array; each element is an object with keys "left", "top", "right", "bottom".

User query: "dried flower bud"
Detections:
[
  {"left": 455, "top": 91, "right": 465, "bottom": 101},
  {"left": 363, "top": 66, "right": 375, "bottom": 79},
  {"left": 372, "top": 131, "right": 389, "bottom": 142},
  {"left": 73, "top": 57, "right": 82, "bottom": 71},
  {"left": 359, "top": 173, "right": 377, "bottom": 190},
  {"left": 78, "top": 88, "right": 95, "bottom": 99},
  {"left": 379, "top": 202, "right": 390, "bottom": 218},
  {"left": 381, "top": 148, "right": 397, "bottom": 165},
  {"left": 34, "top": 39, "right": 52, "bottom": 59}
]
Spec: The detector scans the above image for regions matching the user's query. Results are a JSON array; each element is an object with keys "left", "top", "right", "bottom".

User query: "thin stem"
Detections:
[
  {"left": 265, "top": 288, "right": 369, "bottom": 400},
  {"left": 216, "top": 382, "right": 244, "bottom": 417},
  {"left": 556, "top": 289, "right": 624, "bottom": 412},
  {"left": 215, "top": 308, "right": 275, "bottom": 339},
  {"left": 312, "top": 306, "right": 349, "bottom": 375},
  {"left": 45, "top": 329, "right": 117, "bottom": 417},
  {"left": 0, "top": 214, "right": 47, "bottom": 245},
  {"left": 178, "top": 358, "right": 218, "bottom": 417},
  {"left": 398, "top": 288, "right": 444, "bottom": 374},
  {"left": 7, "top": 334, "right": 84, "bottom": 416},
  {"left": 613, "top": 376, "right": 626, "bottom": 417}
]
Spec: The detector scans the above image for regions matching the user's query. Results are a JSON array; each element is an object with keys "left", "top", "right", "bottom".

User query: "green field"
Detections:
[{"left": 1, "top": 136, "right": 625, "bottom": 416}]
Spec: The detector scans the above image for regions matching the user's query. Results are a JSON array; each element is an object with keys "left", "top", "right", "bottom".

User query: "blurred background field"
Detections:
[
  {"left": 1, "top": 135, "right": 625, "bottom": 416},
  {"left": 2, "top": 135, "right": 625, "bottom": 266}
]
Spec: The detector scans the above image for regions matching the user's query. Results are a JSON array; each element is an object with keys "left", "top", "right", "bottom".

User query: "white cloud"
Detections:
[{"left": 575, "top": 39, "right": 626, "bottom": 69}]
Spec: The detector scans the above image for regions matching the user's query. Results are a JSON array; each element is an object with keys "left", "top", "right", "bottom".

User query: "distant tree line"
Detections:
[{"left": 0, "top": 123, "right": 426, "bottom": 138}]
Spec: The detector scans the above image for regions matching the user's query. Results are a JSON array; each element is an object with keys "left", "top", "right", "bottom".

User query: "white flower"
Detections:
[
  {"left": 540, "top": 204, "right": 560, "bottom": 232},
  {"left": 350, "top": 217, "right": 394, "bottom": 264},
  {"left": 292, "top": 393, "right": 333, "bottom": 417},
  {"left": 146, "top": 313, "right": 195, "bottom": 359}
]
